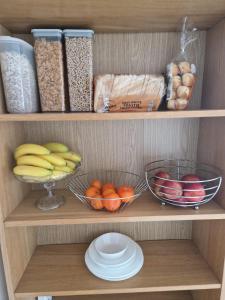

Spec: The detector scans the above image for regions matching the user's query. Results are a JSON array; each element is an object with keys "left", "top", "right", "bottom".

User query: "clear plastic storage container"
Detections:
[
  {"left": 0, "top": 36, "right": 39, "bottom": 114},
  {"left": 32, "top": 29, "right": 66, "bottom": 112},
  {"left": 63, "top": 29, "right": 94, "bottom": 112}
]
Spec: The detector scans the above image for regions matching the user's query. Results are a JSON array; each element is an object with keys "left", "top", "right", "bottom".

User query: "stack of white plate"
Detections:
[{"left": 85, "top": 232, "right": 144, "bottom": 281}]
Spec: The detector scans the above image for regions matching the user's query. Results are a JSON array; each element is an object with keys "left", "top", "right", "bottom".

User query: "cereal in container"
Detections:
[
  {"left": 63, "top": 30, "right": 94, "bottom": 112},
  {"left": 0, "top": 36, "right": 39, "bottom": 113},
  {"left": 166, "top": 17, "right": 197, "bottom": 110},
  {"left": 32, "top": 29, "right": 66, "bottom": 112}
]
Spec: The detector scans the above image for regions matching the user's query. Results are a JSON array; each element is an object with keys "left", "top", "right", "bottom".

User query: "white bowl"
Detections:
[
  {"left": 94, "top": 232, "right": 129, "bottom": 259},
  {"left": 88, "top": 238, "right": 136, "bottom": 268}
]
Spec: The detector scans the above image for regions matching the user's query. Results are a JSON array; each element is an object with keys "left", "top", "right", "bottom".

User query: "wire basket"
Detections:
[
  {"left": 145, "top": 159, "right": 222, "bottom": 209},
  {"left": 67, "top": 170, "right": 147, "bottom": 212}
]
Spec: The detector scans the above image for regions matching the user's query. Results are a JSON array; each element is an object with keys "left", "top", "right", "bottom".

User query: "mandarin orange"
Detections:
[
  {"left": 103, "top": 192, "right": 121, "bottom": 212},
  {"left": 91, "top": 179, "right": 102, "bottom": 190},
  {"left": 117, "top": 185, "right": 135, "bottom": 203}
]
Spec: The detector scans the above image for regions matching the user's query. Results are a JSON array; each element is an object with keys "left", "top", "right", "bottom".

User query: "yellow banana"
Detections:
[
  {"left": 40, "top": 154, "right": 66, "bottom": 166},
  {"left": 54, "top": 166, "right": 73, "bottom": 173},
  {"left": 43, "top": 143, "right": 69, "bottom": 153},
  {"left": 51, "top": 170, "right": 68, "bottom": 180},
  {"left": 13, "top": 165, "right": 52, "bottom": 177},
  {"left": 55, "top": 151, "right": 81, "bottom": 163},
  {"left": 15, "top": 144, "right": 50, "bottom": 159},
  {"left": 65, "top": 160, "right": 76, "bottom": 170},
  {"left": 17, "top": 155, "right": 54, "bottom": 170},
  {"left": 22, "top": 175, "right": 51, "bottom": 183}
]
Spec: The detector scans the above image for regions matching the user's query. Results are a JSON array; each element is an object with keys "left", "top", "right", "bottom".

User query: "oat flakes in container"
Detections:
[
  {"left": 0, "top": 36, "right": 39, "bottom": 113},
  {"left": 63, "top": 30, "right": 94, "bottom": 112},
  {"left": 32, "top": 29, "right": 66, "bottom": 112}
]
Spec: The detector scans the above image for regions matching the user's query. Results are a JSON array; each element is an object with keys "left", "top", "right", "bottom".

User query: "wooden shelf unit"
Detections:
[
  {"left": 0, "top": 3, "right": 225, "bottom": 300},
  {"left": 15, "top": 240, "right": 220, "bottom": 298},
  {"left": 4, "top": 191, "right": 225, "bottom": 228},
  {"left": 1, "top": 109, "right": 225, "bottom": 122}
]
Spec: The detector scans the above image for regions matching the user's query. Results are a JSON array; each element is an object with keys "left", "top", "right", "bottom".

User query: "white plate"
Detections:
[
  {"left": 88, "top": 238, "right": 136, "bottom": 268},
  {"left": 85, "top": 242, "right": 144, "bottom": 281}
]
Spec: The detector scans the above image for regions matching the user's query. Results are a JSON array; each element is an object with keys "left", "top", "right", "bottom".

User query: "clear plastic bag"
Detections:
[
  {"left": 94, "top": 74, "right": 165, "bottom": 113},
  {"left": 166, "top": 17, "right": 198, "bottom": 110}
]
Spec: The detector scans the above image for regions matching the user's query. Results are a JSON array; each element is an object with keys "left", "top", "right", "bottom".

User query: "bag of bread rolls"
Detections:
[
  {"left": 166, "top": 17, "right": 197, "bottom": 110},
  {"left": 94, "top": 74, "right": 165, "bottom": 113}
]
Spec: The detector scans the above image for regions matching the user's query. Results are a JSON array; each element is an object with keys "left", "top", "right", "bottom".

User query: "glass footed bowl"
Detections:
[{"left": 16, "top": 163, "right": 80, "bottom": 211}]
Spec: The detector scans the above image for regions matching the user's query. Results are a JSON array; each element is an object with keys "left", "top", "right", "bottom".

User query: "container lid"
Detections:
[
  {"left": 0, "top": 36, "right": 33, "bottom": 51},
  {"left": 31, "top": 29, "right": 62, "bottom": 38},
  {"left": 63, "top": 29, "right": 94, "bottom": 38}
]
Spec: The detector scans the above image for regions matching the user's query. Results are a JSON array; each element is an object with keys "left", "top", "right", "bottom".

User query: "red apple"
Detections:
[
  {"left": 181, "top": 174, "right": 201, "bottom": 188},
  {"left": 152, "top": 172, "right": 170, "bottom": 196},
  {"left": 154, "top": 171, "right": 170, "bottom": 185},
  {"left": 161, "top": 180, "right": 183, "bottom": 200},
  {"left": 183, "top": 183, "right": 206, "bottom": 202},
  {"left": 176, "top": 197, "right": 188, "bottom": 203},
  {"left": 181, "top": 174, "right": 201, "bottom": 182},
  {"left": 153, "top": 180, "right": 164, "bottom": 197}
]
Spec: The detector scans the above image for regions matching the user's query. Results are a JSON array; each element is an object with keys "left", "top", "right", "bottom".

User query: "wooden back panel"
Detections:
[{"left": 21, "top": 32, "right": 205, "bottom": 246}]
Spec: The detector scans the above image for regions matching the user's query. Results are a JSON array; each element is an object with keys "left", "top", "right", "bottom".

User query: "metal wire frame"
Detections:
[
  {"left": 145, "top": 159, "right": 222, "bottom": 209},
  {"left": 67, "top": 170, "right": 148, "bottom": 212}
]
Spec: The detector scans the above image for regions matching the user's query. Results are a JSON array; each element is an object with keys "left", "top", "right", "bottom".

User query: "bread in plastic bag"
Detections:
[
  {"left": 166, "top": 17, "right": 197, "bottom": 110},
  {"left": 94, "top": 74, "right": 165, "bottom": 112}
]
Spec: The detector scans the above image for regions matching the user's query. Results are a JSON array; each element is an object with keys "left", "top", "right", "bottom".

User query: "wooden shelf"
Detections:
[
  {"left": 5, "top": 191, "right": 225, "bottom": 228},
  {"left": 0, "top": 0, "right": 225, "bottom": 33},
  {"left": 15, "top": 240, "right": 220, "bottom": 298},
  {"left": 56, "top": 291, "right": 193, "bottom": 300},
  {"left": 1, "top": 110, "right": 225, "bottom": 122}
]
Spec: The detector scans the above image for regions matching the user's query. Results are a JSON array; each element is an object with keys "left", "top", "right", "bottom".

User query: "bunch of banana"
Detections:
[{"left": 13, "top": 143, "right": 81, "bottom": 182}]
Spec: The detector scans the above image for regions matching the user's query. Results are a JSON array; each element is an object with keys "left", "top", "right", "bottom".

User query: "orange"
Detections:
[
  {"left": 102, "top": 183, "right": 115, "bottom": 192},
  {"left": 102, "top": 188, "right": 116, "bottom": 198},
  {"left": 103, "top": 192, "right": 121, "bottom": 212},
  {"left": 117, "top": 185, "right": 135, "bottom": 203},
  {"left": 90, "top": 194, "right": 103, "bottom": 210},
  {"left": 91, "top": 179, "right": 102, "bottom": 190},
  {"left": 85, "top": 186, "right": 99, "bottom": 198}
]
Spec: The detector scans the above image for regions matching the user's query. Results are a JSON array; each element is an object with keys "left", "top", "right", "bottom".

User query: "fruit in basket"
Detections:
[
  {"left": 90, "top": 195, "right": 104, "bottom": 210},
  {"left": 17, "top": 155, "right": 54, "bottom": 170},
  {"left": 51, "top": 170, "right": 68, "bottom": 180},
  {"left": 102, "top": 183, "right": 115, "bottom": 192},
  {"left": 153, "top": 184, "right": 164, "bottom": 197},
  {"left": 85, "top": 186, "right": 100, "bottom": 198},
  {"left": 103, "top": 188, "right": 116, "bottom": 197},
  {"left": 103, "top": 193, "right": 121, "bottom": 212},
  {"left": 13, "top": 165, "right": 52, "bottom": 177},
  {"left": 91, "top": 179, "right": 102, "bottom": 190},
  {"left": 153, "top": 171, "right": 171, "bottom": 196},
  {"left": 13, "top": 142, "right": 81, "bottom": 181},
  {"left": 40, "top": 154, "right": 66, "bottom": 166},
  {"left": 14, "top": 144, "right": 50, "bottom": 159},
  {"left": 183, "top": 183, "right": 206, "bottom": 202},
  {"left": 43, "top": 143, "right": 69, "bottom": 153},
  {"left": 55, "top": 151, "right": 81, "bottom": 163},
  {"left": 54, "top": 166, "right": 73, "bottom": 173},
  {"left": 21, "top": 175, "right": 51, "bottom": 183},
  {"left": 65, "top": 160, "right": 76, "bottom": 170},
  {"left": 154, "top": 171, "right": 170, "bottom": 184},
  {"left": 117, "top": 185, "right": 135, "bottom": 203},
  {"left": 161, "top": 180, "right": 183, "bottom": 200},
  {"left": 181, "top": 174, "right": 201, "bottom": 182}
]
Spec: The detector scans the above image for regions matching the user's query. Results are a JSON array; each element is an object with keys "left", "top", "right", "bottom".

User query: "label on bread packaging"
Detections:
[{"left": 109, "top": 95, "right": 159, "bottom": 112}]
